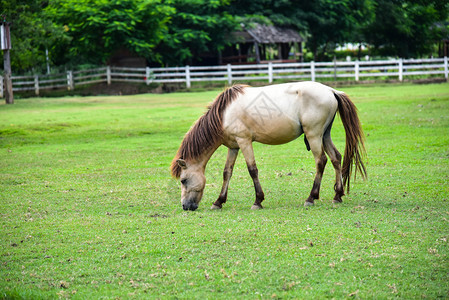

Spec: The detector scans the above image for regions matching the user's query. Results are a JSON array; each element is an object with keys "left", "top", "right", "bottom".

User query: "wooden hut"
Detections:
[{"left": 220, "top": 23, "right": 304, "bottom": 64}]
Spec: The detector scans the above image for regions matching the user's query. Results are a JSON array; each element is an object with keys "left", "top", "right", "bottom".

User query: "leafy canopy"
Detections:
[
  {"left": 46, "top": 0, "right": 174, "bottom": 65},
  {"left": 153, "top": 0, "right": 237, "bottom": 66},
  {"left": 0, "top": 0, "right": 66, "bottom": 72},
  {"left": 2, "top": 0, "right": 449, "bottom": 72}
]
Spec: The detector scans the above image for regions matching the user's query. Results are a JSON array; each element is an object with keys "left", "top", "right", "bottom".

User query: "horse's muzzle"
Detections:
[{"left": 182, "top": 201, "right": 198, "bottom": 211}]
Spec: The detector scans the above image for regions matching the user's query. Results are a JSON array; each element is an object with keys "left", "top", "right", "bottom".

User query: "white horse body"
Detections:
[{"left": 222, "top": 82, "right": 339, "bottom": 147}]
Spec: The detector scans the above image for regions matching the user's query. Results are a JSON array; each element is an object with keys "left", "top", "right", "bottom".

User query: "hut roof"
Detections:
[{"left": 234, "top": 23, "right": 303, "bottom": 44}]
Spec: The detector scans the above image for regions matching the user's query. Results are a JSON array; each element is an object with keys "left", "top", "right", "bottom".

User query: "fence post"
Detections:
[
  {"left": 268, "top": 62, "right": 273, "bottom": 83},
  {"left": 185, "top": 65, "right": 191, "bottom": 88},
  {"left": 227, "top": 64, "right": 232, "bottom": 85},
  {"left": 145, "top": 67, "right": 151, "bottom": 85},
  {"left": 0, "top": 75, "right": 3, "bottom": 98},
  {"left": 398, "top": 58, "right": 403, "bottom": 81},
  {"left": 444, "top": 56, "right": 448, "bottom": 81},
  {"left": 310, "top": 61, "right": 315, "bottom": 82},
  {"left": 106, "top": 66, "right": 111, "bottom": 85},
  {"left": 333, "top": 56, "right": 337, "bottom": 81},
  {"left": 67, "top": 71, "right": 74, "bottom": 90},
  {"left": 355, "top": 61, "right": 360, "bottom": 81},
  {"left": 34, "top": 75, "right": 39, "bottom": 96}
]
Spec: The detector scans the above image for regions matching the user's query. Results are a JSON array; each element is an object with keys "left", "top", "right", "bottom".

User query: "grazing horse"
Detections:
[{"left": 171, "top": 82, "right": 366, "bottom": 211}]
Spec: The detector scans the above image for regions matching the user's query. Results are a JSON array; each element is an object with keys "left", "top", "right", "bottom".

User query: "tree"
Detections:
[
  {"left": 228, "top": 0, "right": 373, "bottom": 61},
  {"left": 46, "top": 0, "right": 174, "bottom": 66},
  {"left": 153, "top": 0, "right": 237, "bottom": 66},
  {"left": 299, "top": 0, "right": 376, "bottom": 61},
  {"left": 228, "top": 0, "right": 308, "bottom": 31},
  {"left": 0, "top": 0, "right": 66, "bottom": 73},
  {"left": 363, "top": 0, "right": 449, "bottom": 58},
  {"left": 3, "top": 0, "right": 449, "bottom": 74}
]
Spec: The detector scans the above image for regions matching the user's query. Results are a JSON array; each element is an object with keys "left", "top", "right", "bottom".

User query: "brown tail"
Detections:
[{"left": 334, "top": 92, "right": 367, "bottom": 193}]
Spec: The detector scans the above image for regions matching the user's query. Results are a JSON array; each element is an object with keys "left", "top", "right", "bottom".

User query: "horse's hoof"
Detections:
[
  {"left": 332, "top": 199, "right": 343, "bottom": 204},
  {"left": 210, "top": 204, "right": 222, "bottom": 210},
  {"left": 304, "top": 201, "right": 314, "bottom": 207},
  {"left": 251, "top": 204, "right": 263, "bottom": 210}
]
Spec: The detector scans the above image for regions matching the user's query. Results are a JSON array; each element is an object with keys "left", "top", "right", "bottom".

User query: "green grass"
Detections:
[{"left": 1, "top": 83, "right": 448, "bottom": 299}]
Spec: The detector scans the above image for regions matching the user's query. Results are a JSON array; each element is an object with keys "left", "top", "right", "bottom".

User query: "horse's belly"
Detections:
[
  {"left": 252, "top": 118, "right": 302, "bottom": 145},
  {"left": 226, "top": 111, "right": 302, "bottom": 145}
]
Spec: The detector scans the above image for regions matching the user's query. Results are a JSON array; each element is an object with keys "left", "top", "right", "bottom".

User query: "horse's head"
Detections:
[{"left": 176, "top": 159, "right": 206, "bottom": 211}]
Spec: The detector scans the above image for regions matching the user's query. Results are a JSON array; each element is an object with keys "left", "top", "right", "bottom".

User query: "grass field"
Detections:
[{"left": 1, "top": 82, "right": 448, "bottom": 299}]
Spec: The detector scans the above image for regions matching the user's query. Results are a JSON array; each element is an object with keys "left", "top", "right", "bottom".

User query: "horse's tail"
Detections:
[{"left": 333, "top": 91, "right": 367, "bottom": 193}]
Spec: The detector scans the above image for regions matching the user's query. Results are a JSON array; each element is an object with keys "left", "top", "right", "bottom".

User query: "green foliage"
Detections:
[
  {"left": 45, "top": 0, "right": 174, "bottom": 65},
  {"left": 0, "top": 83, "right": 448, "bottom": 298},
  {"left": 228, "top": 0, "right": 375, "bottom": 61},
  {"left": 0, "top": 0, "right": 67, "bottom": 73},
  {"left": 2, "top": 0, "right": 449, "bottom": 71},
  {"left": 153, "top": 0, "right": 237, "bottom": 66},
  {"left": 363, "top": 0, "right": 449, "bottom": 58},
  {"left": 228, "top": 0, "right": 309, "bottom": 31},
  {"left": 301, "top": 0, "right": 369, "bottom": 60}
]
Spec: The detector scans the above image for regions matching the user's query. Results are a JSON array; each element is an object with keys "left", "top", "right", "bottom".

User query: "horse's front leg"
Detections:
[
  {"left": 236, "top": 138, "right": 265, "bottom": 210},
  {"left": 211, "top": 148, "right": 239, "bottom": 209}
]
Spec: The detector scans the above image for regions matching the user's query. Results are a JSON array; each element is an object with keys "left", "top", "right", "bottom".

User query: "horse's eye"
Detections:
[{"left": 181, "top": 179, "right": 187, "bottom": 185}]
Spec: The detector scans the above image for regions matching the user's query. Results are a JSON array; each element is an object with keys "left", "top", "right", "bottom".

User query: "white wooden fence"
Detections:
[{"left": 1, "top": 57, "right": 448, "bottom": 97}]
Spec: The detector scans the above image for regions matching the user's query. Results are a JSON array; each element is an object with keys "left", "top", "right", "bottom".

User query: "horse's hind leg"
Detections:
[
  {"left": 323, "top": 128, "right": 344, "bottom": 203},
  {"left": 304, "top": 135, "right": 327, "bottom": 206},
  {"left": 211, "top": 148, "right": 239, "bottom": 209}
]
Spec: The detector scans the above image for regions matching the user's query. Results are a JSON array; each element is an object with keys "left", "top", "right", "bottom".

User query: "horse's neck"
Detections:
[{"left": 193, "top": 141, "right": 221, "bottom": 172}]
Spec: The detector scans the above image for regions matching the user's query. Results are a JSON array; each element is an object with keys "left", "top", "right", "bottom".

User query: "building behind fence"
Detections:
[{"left": 1, "top": 57, "right": 448, "bottom": 97}]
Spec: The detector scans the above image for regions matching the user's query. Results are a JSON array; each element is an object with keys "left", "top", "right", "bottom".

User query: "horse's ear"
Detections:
[{"left": 177, "top": 159, "right": 187, "bottom": 169}]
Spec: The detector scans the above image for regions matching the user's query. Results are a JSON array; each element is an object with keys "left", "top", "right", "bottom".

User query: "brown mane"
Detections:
[{"left": 170, "top": 85, "right": 247, "bottom": 178}]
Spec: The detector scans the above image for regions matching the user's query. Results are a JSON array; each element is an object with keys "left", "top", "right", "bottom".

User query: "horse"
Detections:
[{"left": 171, "top": 81, "right": 366, "bottom": 211}]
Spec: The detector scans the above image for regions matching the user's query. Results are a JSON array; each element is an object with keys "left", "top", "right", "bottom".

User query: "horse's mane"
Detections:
[{"left": 171, "top": 85, "right": 247, "bottom": 178}]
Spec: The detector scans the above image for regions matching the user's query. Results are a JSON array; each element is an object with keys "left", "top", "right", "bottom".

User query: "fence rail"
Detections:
[{"left": 1, "top": 57, "right": 448, "bottom": 97}]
